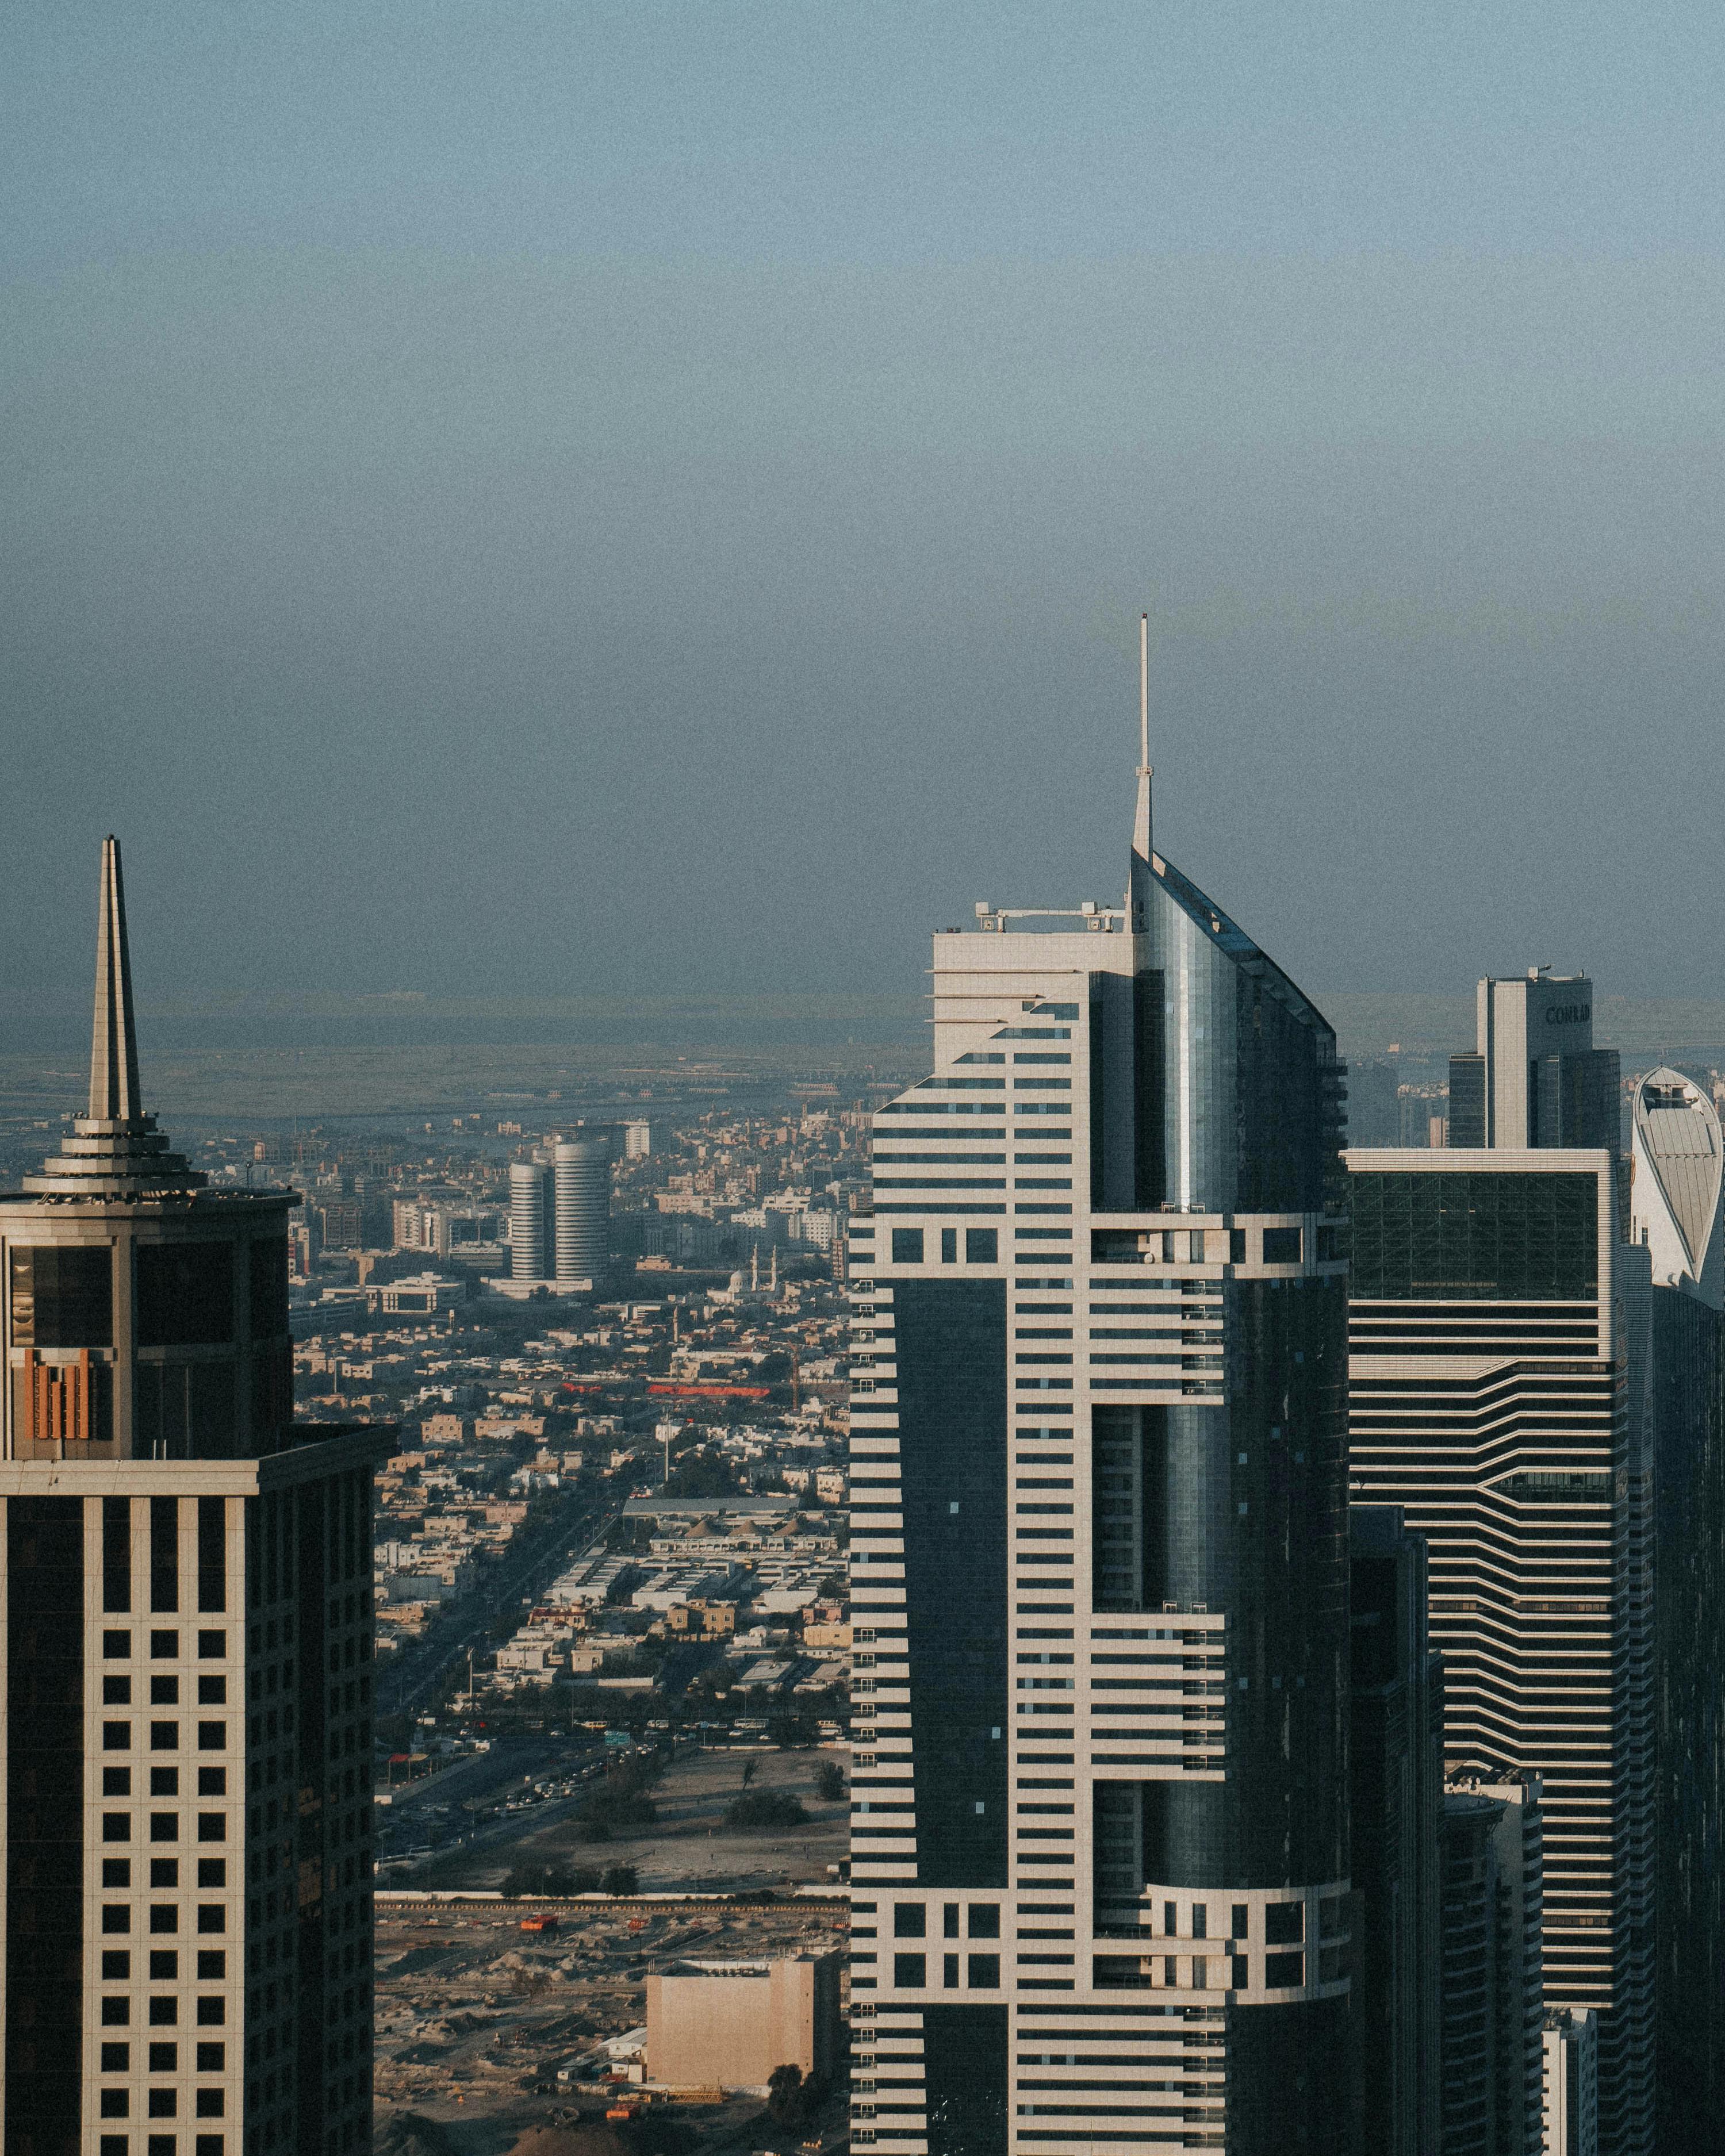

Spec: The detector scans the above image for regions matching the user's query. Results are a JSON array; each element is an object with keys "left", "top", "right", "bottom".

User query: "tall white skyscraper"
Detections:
[
  {"left": 848, "top": 628, "right": 1354, "bottom": 2154},
  {"left": 553, "top": 1138, "right": 609, "bottom": 1286},
  {"left": 508, "top": 1159, "right": 551, "bottom": 1282}
]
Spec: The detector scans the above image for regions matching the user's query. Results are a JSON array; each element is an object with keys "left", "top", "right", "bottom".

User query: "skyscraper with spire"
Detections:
[
  {"left": 1, "top": 838, "right": 384, "bottom": 2156},
  {"left": 846, "top": 627, "right": 1353, "bottom": 2155}
]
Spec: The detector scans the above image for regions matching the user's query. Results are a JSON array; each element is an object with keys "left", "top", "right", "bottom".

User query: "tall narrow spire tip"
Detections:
[
  {"left": 1131, "top": 610, "right": 1153, "bottom": 870},
  {"left": 89, "top": 834, "right": 143, "bottom": 1124}
]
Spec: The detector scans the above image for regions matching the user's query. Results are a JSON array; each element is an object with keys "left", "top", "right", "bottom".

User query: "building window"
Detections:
[
  {"left": 1265, "top": 1951, "right": 1304, "bottom": 1988},
  {"left": 965, "top": 1228, "right": 998, "bottom": 1263},
  {"left": 1348, "top": 1168, "right": 1598, "bottom": 1299},
  {"left": 967, "top": 1954, "right": 1000, "bottom": 1988},
  {"left": 8, "top": 1245, "right": 113, "bottom": 1347},
  {"left": 892, "top": 1953, "right": 926, "bottom": 1988},
  {"left": 893, "top": 1904, "right": 926, "bottom": 1938},
  {"left": 891, "top": 1229, "right": 925, "bottom": 1264},
  {"left": 1265, "top": 1901, "right": 1304, "bottom": 1944},
  {"left": 137, "top": 1242, "right": 233, "bottom": 1347}
]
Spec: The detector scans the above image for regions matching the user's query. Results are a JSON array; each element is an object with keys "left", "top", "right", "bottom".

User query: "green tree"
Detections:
[
  {"left": 814, "top": 1760, "right": 844, "bottom": 1802},
  {"left": 766, "top": 2063, "right": 807, "bottom": 2127},
  {"left": 726, "top": 1789, "right": 810, "bottom": 1831},
  {"left": 600, "top": 1862, "right": 640, "bottom": 1896}
]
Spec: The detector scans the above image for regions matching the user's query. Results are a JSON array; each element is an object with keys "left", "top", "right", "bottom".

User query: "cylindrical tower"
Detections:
[
  {"left": 507, "top": 1160, "right": 550, "bottom": 1283},
  {"left": 553, "top": 1139, "right": 609, "bottom": 1286}
]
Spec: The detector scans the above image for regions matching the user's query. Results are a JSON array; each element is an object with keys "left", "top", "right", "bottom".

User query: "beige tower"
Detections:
[{"left": 0, "top": 838, "right": 385, "bottom": 2156}]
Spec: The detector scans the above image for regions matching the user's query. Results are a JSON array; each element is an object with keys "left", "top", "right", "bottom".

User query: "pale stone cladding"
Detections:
[
  {"left": 646, "top": 1953, "right": 841, "bottom": 2090},
  {"left": 0, "top": 1433, "right": 385, "bottom": 2156}
]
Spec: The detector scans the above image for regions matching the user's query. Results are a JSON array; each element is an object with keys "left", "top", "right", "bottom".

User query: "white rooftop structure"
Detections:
[{"left": 1631, "top": 1067, "right": 1724, "bottom": 1308}]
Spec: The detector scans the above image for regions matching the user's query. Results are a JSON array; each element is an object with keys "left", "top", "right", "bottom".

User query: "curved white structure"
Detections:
[{"left": 1631, "top": 1067, "right": 1724, "bottom": 1309}]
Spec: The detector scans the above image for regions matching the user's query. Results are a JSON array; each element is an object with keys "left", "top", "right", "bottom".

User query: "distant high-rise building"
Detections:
[
  {"left": 1348, "top": 977, "right": 1655, "bottom": 2154},
  {"left": 0, "top": 838, "right": 384, "bottom": 2155},
  {"left": 1446, "top": 970, "right": 1617, "bottom": 1153},
  {"left": 1627, "top": 1068, "right": 1725, "bottom": 2155},
  {"left": 553, "top": 1138, "right": 610, "bottom": 1286},
  {"left": 1348, "top": 1506, "right": 1441, "bottom": 2155},
  {"left": 1544, "top": 2008, "right": 1600, "bottom": 2156},
  {"left": 1436, "top": 1773, "right": 1544, "bottom": 2155},
  {"left": 848, "top": 626, "right": 1352, "bottom": 2154},
  {"left": 1347, "top": 1062, "right": 1401, "bottom": 1147},
  {"left": 508, "top": 1159, "right": 551, "bottom": 1282},
  {"left": 623, "top": 1119, "right": 653, "bottom": 1159}
]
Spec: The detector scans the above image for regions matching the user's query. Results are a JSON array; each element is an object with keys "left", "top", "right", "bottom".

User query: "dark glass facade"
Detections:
[
  {"left": 1348, "top": 1507, "right": 1441, "bottom": 2156},
  {"left": 8, "top": 1244, "right": 113, "bottom": 1348},
  {"left": 6, "top": 1497, "right": 86, "bottom": 2156},
  {"left": 1139, "top": 854, "right": 1346, "bottom": 1218},
  {"left": 894, "top": 1280, "right": 1009, "bottom": 1889},
  {"left": 1350, "top": 1171, "right": 1598, "bottom": 1300},
  {"left": 1650, "top": 1286, "right": 1725, "bottom": 2155},
  {"left": 137, "top": 1240, "right": 235, "bottom": 1348},
  {"left": 922, "top": 2002, "right": 1007, "bottom": 2154}
]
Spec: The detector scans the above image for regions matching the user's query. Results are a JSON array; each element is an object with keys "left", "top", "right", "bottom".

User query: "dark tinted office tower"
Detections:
[
  {"left": 1347, "top": 1076, "right": 1655, "bottom": 2152},
  {"left": 1348, "top": 1506, "right": 1440, "bottom": 2156},
  {"left": 847, "top": 632, "right": 1352, "bottom": 2155},
  {"left": 1438, "top": 1774, "right": 1544, "bottom": 2156},
  {"left": 0, "top": 839, "right": 385, "bottom": 2156},
  {"left": 1627, "top": 1068, "right": 1725, "bottom": 2155}
]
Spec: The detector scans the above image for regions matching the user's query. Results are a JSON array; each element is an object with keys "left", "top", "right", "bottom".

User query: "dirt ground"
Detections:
[
  {"left": 373, "top": 1895, "right": 850, "bottom": 2154},
  {"left": 416, "top": 1743, "right": 850, "bottom": 1894}
]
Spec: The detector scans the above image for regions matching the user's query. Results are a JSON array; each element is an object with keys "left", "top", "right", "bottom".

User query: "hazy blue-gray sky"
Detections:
[{"left": 5, "top": 2, "right": 1723, "bottom": 1031}]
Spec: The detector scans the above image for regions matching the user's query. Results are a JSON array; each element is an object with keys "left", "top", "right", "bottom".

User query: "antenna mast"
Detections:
[
  {"left": 1140, "top": 611, "right": 1150, "bottom": 774},
  {"left": 1130, "top": 611, "right": 1153, "bottom": 870}
]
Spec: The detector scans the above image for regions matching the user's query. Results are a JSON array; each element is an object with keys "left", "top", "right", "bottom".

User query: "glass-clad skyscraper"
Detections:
[{"left": 847, "top": 633, "right": 1352, "bottom": 2155}]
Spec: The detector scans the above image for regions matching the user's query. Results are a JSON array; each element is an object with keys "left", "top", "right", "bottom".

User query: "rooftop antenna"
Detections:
[{"left": 1128, "top": 611, "right": 1155, "bottom": 927}]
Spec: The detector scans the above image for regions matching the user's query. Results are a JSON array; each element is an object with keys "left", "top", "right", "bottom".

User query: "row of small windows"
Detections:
[
  {"left": 101, "top": 2041, "right": 227, "bottom": 2070},
  {"left": 890, "top": 1953, "right": 1000, "bottom": 1988},
  {"left": 99, "top": 2085, "right": 227, "bottom": 2117},
  {"left": 890, "top": 1228, "right": 999, "bottom": 1265},
  {"left": 101, "top": 1904, "right": 228, "bottom": 1935},
  {"left": 99, "top": 1949, "right": 228, "bottom": 1981},
  {"left": 102, "top": 1721, "right": 229, "bottom": 1752},
  {"left": 102, "top": 1766, "right": 229, "bottom": 1798},
  {"left": 102, "top": 1499, "right": 227, "bottom": 1616},
  {"left": 106, "top": 1628, "right": 228, "bottom": 1660},
  {"left": 104, "top": 1676, "right": 228, "bottom": 1704}
]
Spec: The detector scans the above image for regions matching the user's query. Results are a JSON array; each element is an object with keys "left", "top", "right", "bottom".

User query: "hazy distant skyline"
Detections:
[{"left": 6, "top": 3, "right": 1723, "bottom": 1033}]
